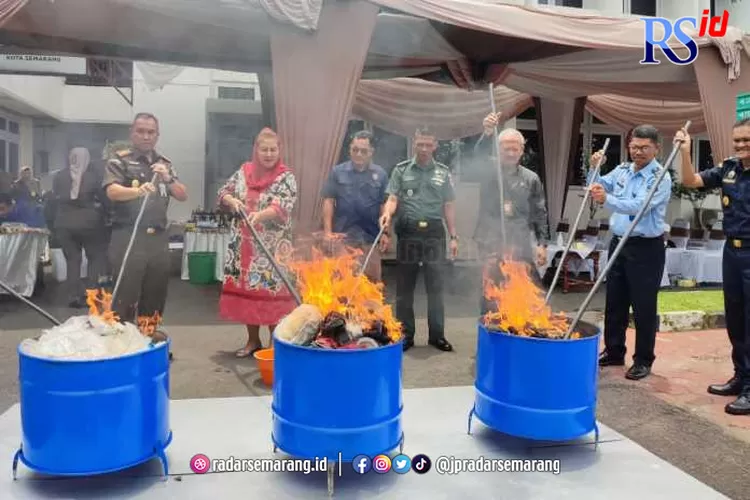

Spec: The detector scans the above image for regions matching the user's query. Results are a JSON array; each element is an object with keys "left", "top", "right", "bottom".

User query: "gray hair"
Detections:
[{"left": 497, "top": 128, "right": 526, "bottom": 145}]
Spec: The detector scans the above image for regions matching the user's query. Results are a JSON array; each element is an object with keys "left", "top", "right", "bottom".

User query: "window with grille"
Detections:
[{"left": 217, "top": 86, "right": 255, "bottom": 100}]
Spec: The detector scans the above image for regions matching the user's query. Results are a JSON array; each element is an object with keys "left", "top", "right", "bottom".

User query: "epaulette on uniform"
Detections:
[
  {"left": 434, "top": 161, "right": 450, "bottom": 170},
  {"left": 394, "top": 160, "right": 411, "bottom": 171},
  {"left": 115, "top": 149, "right": 131, "bottom": 158},
  {"left": 157, "top": 152, "right": 172, "bottom": 164}
]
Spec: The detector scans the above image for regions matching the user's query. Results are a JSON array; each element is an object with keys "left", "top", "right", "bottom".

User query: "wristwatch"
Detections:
[{"left": 450, "top": 235, "right": 459, "bottom": 241}]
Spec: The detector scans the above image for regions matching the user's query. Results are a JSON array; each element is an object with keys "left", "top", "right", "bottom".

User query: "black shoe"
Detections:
[
  {"left": 725, "top": 393, "right": 750, "bottom": 415},
  {"left": 708, "top": 376, "right": 743, "bottom": 396},
  {"left": 599, "top": 351, "right": 625, "bottom": 367},
  {"left": 402, "top": 339, "right": 414, "bottom": 352},
  {"left": 625, "top": 364, "right": 651, "bottom": 380},
  {"left": 428, "top": 338, "right": 453, "bottom": 352}
]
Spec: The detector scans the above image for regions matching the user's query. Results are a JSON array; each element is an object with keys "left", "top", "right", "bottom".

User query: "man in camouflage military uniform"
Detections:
[
  {"left": 103, "top": 113, "right": 188, "bottom": 331},
  {"left": 380, "top": 127, "right": 459, "bottom": 352},
  {"left": 474, "top": 113, "right": 549, "bottom": 316}
]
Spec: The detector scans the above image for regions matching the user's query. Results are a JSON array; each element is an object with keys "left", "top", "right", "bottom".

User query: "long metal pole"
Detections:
[
  {"left": 488, "top": 83, "right": 507, "bottom": 245},
  {"left": 564, "top": 121, "right": 691, "bottom": 339},
  {"left": 0, "top": 279, "right": 61, "bottom": 326},
  {"left": 357, "top": 225, "right": 386, "bottom": 277},
  {"left": 545, "top": 138, "right": 611, "bottom": 304},
  {"left": 238, "top": 208, "right": 302, "bottom": 305},
  {"left": 111, "top": 173, "right": 159, "bottom": 305}
]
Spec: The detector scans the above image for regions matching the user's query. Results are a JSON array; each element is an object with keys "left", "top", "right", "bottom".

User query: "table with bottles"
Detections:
[{"left": 180, "top": 209, "right": 233, "bottom": 282}]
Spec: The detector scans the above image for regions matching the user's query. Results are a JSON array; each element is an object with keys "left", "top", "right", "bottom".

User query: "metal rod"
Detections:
[
  {"left": 238, "top": 208, "right": 302, "bottom": 305},
  {"left": 111, "top": 173, "right": 159, "bottom": 305},
  {"left": 545, "top": 138, "right": 611, "bottom": 304},
  {"left": 564, "top": 121, "right": 691, "bottom": 339},
  {"left": 0, "top": 279, "right": 61, "bottom": 326},
  {"left": 488, "top": 83, "right": 507, "bottom": 245},
  {"left": 357, "top": 225, "right": 386, "bottom": 277}
]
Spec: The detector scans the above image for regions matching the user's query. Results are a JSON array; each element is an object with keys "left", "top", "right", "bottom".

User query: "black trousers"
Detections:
[
  {"left": 604, "top": 235, "right": 665, "bottom": 367},
  {"left": 109, "top": 226, "right": 170, "bottom": 323},
  {"left": 57, "top": 226, "right": 109, "bottom": 302},
  {"left": 395, "top": 223, "right": 446, "bottom": 342},
  {"left": 722, "top": 242, "right": 750, "bottom": 388}
]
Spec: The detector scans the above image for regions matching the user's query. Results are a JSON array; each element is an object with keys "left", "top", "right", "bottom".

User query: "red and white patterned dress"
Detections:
[{"left": 217, "top": 162, "right": 298, "bottom": 325}]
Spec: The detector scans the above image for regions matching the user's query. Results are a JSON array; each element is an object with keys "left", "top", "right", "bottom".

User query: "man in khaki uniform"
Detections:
[
  {"left": 103, "top": 113, "right": 188, "bottom": 330},
  {"left": 380, "top": 127, "right": 459, "bottom": 352}
]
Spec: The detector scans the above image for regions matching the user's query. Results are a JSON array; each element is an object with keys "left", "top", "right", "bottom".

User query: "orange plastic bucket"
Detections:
[{"left": 254, "top": 348, "right": 274, "bottom": 386}]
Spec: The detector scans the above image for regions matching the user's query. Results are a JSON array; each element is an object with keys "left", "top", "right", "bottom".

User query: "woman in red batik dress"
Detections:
[{"left": 217, "top": 128, "right": 298, "bottom": 357}]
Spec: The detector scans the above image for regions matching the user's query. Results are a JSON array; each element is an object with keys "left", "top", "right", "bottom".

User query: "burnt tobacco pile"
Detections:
[
  {"left": 483, "top": 314, "right": 582, "bottom": 340},
  {"left": 274, "top": 304, "right": 396, "bottom": 349}
]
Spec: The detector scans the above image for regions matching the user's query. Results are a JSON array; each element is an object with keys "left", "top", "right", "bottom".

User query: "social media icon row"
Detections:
[{"left": 352, "top": 454, "right": 431, "bottom": 474}]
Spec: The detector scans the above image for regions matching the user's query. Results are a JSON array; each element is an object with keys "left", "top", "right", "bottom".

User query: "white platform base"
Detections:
[{"left": 0, "top": 386, "right": 726, "bottom": 499}]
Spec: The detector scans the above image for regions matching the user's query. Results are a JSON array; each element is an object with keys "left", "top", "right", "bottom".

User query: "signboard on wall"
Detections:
[{"left": 0, "top": 54, "right": 86, "bottom": 75}]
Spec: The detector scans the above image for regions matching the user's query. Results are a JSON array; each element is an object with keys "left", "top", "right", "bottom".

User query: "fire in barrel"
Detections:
[
  {"left": 471, "top": 258, "right": 602, "bottom": 442},
  {"left": 15, "top": 289, "right": 171, "bottom": 477},
  {"left": 481, "top": 258, "right": 582, "bottom": 339},
  {"left": 271, "top": 246, "right": 404, "bottom": 462},
  {"left": 274, "top": 246, "right": 401, "bottom": 348}
]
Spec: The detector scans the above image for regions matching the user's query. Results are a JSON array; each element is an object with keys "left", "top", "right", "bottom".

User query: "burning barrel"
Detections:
[
  {"left": 470, "top": 320, "right": 600, "bottom": 441},
  {"left": 14, "top": 294, "right": 171, "bottom": 477},
  {"left": 469, "top": 259, "right": 602, "bottom": 441},
  {"left": 272, "top": 338, "right": 403, "bottom": 461},
  {"left": 271, "top": 247, "right": 405, "bottom": 462}
]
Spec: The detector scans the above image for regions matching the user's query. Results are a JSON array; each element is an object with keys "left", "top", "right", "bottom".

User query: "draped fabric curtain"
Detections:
[
  {"left": 136, "top": 62, "right": 185, "bottom": 91},
  {"left": 538, "top": 97, "right": 583, "bottom": 233},
  {"left": 693, "top": 47, "right": 750, "bottom": 162},
  {"left": 257, "top": 0, "right": 323, "bottom": 31},
  {"left": 352, "top": 78, "right": 532, "bottom": 140},
  {"left": 585, "top": 95, "right": 707, "bottom": 136},
  {"left": 270, "top": 0, "right": 379, "bottom": 234},
  {"left": 0, "top": 0, "right": 27, "bottom": 27}
]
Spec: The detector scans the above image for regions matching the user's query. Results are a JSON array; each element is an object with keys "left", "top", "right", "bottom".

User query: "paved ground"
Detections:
[{"left": 2, "top": 264, "right": 750, "bottom": 499}]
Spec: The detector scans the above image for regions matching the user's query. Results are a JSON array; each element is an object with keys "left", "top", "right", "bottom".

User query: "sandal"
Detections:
[{"left": 235, "top": 345, "right": 261, "bottom": 358}]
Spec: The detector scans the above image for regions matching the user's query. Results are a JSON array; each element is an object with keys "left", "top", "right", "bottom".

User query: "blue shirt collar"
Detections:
[
  {"left": 629, "top": 158, "right": 660, "bottom": 177},
  {"left": 344, "top": 160, "right": 374, "bottom": 173}
]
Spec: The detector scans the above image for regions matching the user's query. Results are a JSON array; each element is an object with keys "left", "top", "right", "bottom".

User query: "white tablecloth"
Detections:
[
  {"left": 0, "top": 232, "right": 47, "bottom": 297},
  {"left": 664, "top": 247, "right": 723, "bottom": 284},
  {"left": 181, "top": 231, "right": 231, "bottom": 282}
]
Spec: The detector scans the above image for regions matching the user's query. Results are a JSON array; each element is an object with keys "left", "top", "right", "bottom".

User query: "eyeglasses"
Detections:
[{"left": 628, "top": 145, "right": 652, "bottom": 153}]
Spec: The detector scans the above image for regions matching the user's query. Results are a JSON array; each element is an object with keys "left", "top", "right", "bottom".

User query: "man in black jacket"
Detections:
[{"left": 473, "top": 113, "right": 549, "bottom": 315}]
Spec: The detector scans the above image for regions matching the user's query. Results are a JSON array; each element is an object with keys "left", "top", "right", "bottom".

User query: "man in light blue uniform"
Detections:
[{"left": 589, "top": 124, "right": 671, "bottom": 380}]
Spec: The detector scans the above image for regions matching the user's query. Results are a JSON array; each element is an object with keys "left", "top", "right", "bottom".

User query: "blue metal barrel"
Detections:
[
  {"left": 472, "top": 321, "right": 600, "bottom": 441},
  {"left": 272, "top": 338, "right": 403, "bottom": 462},
  {"left": 16, "top": 340, "right": 172, "bottom": 476}
]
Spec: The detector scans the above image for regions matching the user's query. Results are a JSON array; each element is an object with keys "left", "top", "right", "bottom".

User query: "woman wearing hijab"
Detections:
[
  {"left": 217, "top": 128, "right": 298, "bottom": 357},
  {"left": 51, "top": 147, "right": 109, "bottom": 308}
]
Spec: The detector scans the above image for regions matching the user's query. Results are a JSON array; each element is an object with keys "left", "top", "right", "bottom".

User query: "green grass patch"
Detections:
[{"left": 658, "top": 289, "right": 724, "bottom": 313}]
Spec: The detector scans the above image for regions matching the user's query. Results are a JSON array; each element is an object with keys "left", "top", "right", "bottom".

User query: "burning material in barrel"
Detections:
[
  {"left": 273, "top": 247, "right": 402, "bottom": 349},
  {"left": 19, "top": 289, "right": 163, "bottom": 360},
  {"left": 482, "top": 259, "right": 582, "bottom": 340}
]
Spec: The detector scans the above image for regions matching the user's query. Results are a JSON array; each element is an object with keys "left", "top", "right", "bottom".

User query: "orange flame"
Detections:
[
  {"left": 86, "top": 289, "right": 119, "bottom": 324},
  {"left": 137, "top": 313, "right": 162, "bottom": 335},
  {"left": 85, "top": 288, "right": 161, "bottom": 337},
  {"left": 482, "top": 259, "right": 580, "bottom": 339},
  {"left": 288, "top": 246, "right": 402, "bottom": 342}
]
